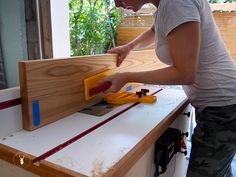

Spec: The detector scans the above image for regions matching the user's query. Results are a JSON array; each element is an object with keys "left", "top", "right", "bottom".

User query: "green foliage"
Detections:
[{"left": 69, "top": 0, "right": 122, "bottom": 56}]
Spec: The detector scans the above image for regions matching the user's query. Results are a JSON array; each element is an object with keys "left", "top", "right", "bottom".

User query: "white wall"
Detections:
[{"left": 50, "top": 0, "right": 71, "bottom": 58}]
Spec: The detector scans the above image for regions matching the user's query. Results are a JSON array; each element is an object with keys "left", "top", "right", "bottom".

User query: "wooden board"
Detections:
[{"left": 19, "top": 50, "right": 166, "bottom": 131}]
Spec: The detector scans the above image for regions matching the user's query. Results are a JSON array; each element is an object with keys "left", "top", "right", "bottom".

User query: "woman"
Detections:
[{"left": 101, "top": 0, "right": 236, "bottom": 176}]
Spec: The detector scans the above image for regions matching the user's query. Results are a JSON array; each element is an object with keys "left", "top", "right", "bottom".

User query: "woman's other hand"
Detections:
[
  {"left": 99, "top": 73, "right": 129, "bottom": 93},
  {"left": 108, "top": 44, "right": 132, "bottom": 67}
]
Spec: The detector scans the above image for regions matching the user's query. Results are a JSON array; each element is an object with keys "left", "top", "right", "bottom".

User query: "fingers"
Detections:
[
  {"left": 108, "top": 47, "right": 128, "bottom": 67},
  {"left": 99, "top": 74, "right": 121, "bottom": 93},
  {"left": 107, "top": 48, "right": 117, "bottom": 54},
  {"left": 98, "top": 77, "right": 109, "bottom": 86},
  {"left": 103, "top": 85, "right": 116, "bottom": 94},
  {"left": 99, "top": 81, "right": 116, "bottom": 93},
  {"left": 117, "top": 56, "right": 124, "bottom": 67},
  {"left": 99, "top": 77, "right": 113, "bottom": 93},
  {"left": 107, "top": 48, "right": 122, "bottom": 67}
]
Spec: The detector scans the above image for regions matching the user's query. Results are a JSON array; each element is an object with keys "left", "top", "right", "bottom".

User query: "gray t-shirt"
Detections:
[{"left": 153, "top": 0, "right": 236, "bottom": 107}]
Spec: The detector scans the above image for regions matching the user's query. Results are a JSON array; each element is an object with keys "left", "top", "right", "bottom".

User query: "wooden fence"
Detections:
[{"left": 117, "top": 12, "right": 236, "bottom": 62}]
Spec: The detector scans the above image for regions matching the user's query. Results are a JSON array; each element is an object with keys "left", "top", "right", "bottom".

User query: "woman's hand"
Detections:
[
  {"left": 108, "top": 44, "right": 132, "bottom": 67},
  {"left": 99, "top": 73, "right": 129, "bottom": 93},
  {"left": 107, "top": 26, "right": 155, "bottom": 67}
]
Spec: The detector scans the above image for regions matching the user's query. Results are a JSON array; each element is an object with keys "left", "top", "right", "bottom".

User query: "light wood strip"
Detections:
[{"left": 19, "top": 50, "right": 166, "bottom": 131}]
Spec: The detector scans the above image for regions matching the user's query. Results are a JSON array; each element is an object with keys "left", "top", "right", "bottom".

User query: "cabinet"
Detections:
[
  {"left": 0, "top": 103, "right": 192, "bottom": 177},
  {"left": 124, "top": 104, "right": 192, "bottom": 177}
]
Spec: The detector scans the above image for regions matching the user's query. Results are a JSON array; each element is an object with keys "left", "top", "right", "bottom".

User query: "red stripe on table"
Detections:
[
  {"left": 33, "top": 88, "right": 163, "bottom": 163},
  {"left": 0, "top": 98, "right": 21, "bottom": 110}
]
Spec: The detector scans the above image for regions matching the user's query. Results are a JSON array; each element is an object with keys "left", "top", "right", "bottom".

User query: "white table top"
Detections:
[{"left": 0, "top": 86, "right": 187, "bottom": 176}]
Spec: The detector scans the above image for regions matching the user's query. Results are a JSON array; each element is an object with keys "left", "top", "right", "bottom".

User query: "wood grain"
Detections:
[{"left": 19, "top": 50, "right": 166, "bottom": 131}]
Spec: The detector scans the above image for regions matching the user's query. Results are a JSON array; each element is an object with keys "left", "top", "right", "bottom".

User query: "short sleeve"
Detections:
[{"left": 161, "top": 0, "right": 201, "bottom": 37}]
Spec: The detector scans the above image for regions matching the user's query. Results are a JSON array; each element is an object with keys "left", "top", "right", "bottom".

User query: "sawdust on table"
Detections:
[
  {"left": 91, "top": 148, "right": 128, "bottom": 177},
  {"left": 91, "top": 160, "right": 106, "bottom": 177},
  {"left": 54, "top": 156, "right": 77, "bottom": 168}
]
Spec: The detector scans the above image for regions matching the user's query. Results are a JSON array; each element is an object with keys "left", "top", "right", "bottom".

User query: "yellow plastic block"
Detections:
[
  {"left": 84, "top": 69, "right": 112, "bottom": 100},
  {"left": 104, "top": 92, "right": 157, "bottom": 105}
]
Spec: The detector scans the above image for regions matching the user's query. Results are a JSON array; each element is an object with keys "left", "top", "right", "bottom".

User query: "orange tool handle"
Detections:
[{"left": 89, "top": 81, "right": 112, "bottom": 96}]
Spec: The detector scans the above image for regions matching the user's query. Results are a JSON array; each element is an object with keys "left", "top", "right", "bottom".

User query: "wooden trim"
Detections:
[
  {"left": 0, "top": 143, "right": 87, "bottom": 177},
  {"left": 104, "top": 99, "right": 189, "bottom": 177},
  {"left": 25, "top": 0, "right": 40, "bottom": 59},
  {"left": 40, "top": 0, "right": 53, "bottom": 59},
  {"left": 25, "top": 0, "right": 53, "bottom": 59}
]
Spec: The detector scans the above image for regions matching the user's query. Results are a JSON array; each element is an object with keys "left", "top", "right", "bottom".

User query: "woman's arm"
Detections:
[{"left": 102, "top": 22, "right": 201, "bottom": 92}]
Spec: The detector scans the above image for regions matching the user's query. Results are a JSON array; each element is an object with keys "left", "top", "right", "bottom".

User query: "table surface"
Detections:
[{"left": 0, "top": 86, "right": 187, "bottom": 177}]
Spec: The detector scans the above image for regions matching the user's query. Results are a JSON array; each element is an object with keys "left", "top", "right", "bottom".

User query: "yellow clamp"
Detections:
[{"left": 104, "top": 89, "right": 157, "bottom": 105}]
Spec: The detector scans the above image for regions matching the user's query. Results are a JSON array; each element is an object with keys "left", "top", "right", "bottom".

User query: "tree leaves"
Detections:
[{"left": 69, "top": 0, "right": 122, "bottom": 56}]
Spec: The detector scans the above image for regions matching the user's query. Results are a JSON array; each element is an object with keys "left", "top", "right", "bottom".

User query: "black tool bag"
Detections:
[{"left": 154, "top": 128, "right": 188, "bottom": 177}]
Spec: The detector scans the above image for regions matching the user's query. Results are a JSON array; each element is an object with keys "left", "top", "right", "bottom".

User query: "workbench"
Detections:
[{"left": 0, "top": 85, "right": 191, "bottom": 177}]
